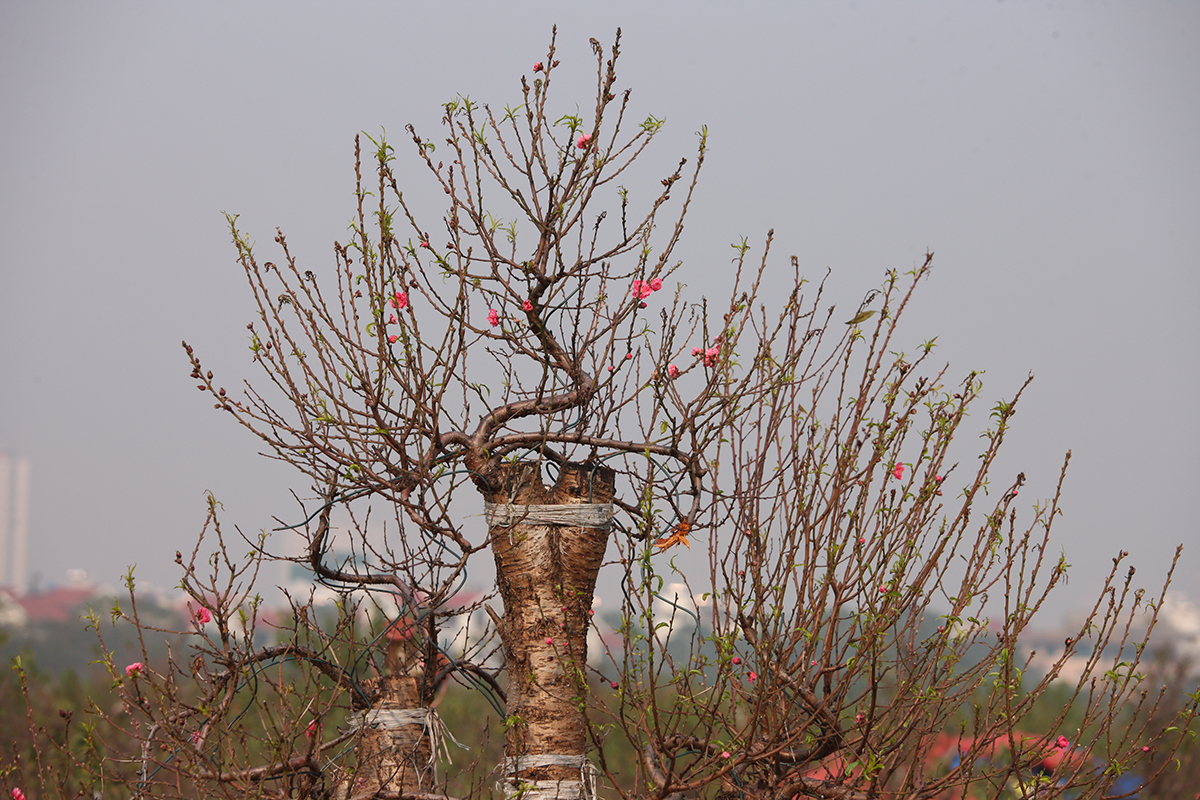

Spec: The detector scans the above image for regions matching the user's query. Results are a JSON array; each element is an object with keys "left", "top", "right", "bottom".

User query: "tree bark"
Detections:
[
  {"left": 486, "top": 461, "right": 616, "bottom": 799},
  {"left": 349, "top": 675, "right": 435, "bottom": 796}
]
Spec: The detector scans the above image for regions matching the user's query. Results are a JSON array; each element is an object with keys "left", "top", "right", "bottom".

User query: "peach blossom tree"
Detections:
[{"left": 22, "top": 28, "right": 1193, "bottom": 800}]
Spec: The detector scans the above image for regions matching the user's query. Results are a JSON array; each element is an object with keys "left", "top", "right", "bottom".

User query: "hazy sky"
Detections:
[{"left": 1, "top": 2, "right": 1197, "bottom": 619}]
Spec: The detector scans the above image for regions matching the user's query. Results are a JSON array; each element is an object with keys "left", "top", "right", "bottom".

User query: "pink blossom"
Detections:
[
  {"left": 387, "top": 314, "right": 397, "bottom": 324},
  {"left": 576, "top": 133, "right": 592, "bottom": 149},
  {"left": 639, "top": 301, "right": 647, "bottom": 308},
  {"left": 588, "top": 609, "right": 594, "bottom": 615},
  {"left": 704, "top": 347, "right": 720, "bottom": 367},
  {"left": 522, "top": 299, "right": 533, "bottom": 311},
  {"left": 607, "top": 366, "right": 614, "bottom": 372},
  {"left": 855, "top": 713, "right": 865, "bottom": 725},
  {"left": 1143, "top": 745, "right": 1150, "bottom": 752},
  {"left": 721, "top": 751, "right": 731, "bottom": 759},
  {"left": 858, "top": 537, "right": 865, "bottom": 544},
  {"left": 1056, "top": 736, "right": 1069, "bottom": 749},
  {"left": 731, "top": 656, "right": 741, "bottom": 665},
  {"left": 394, "top": 291, "right": 408, "bottom": 310},
  {"left": 388, "top": 334, "right": 398, "bottom": 343},
  {"left": 306, "top": 720, "right": 320, "bottom": 738},
  {"left": 419, "top": 240, "right": 430, "bottom": 249},
  {"left": 610, "top": 681, "right": 618, "bottom": 689},
  {"left": 546, "top": 637, "right": 554, "bottom": 645},
  {"left": 191, "top": 730, "right": 201, "bottom": 745},
  {"left": 194, "top": 607, "right": 211, "bottom": 624},
  {"left": 692, "top": 346, "right": 702, "bottom": 357},
  {"left": 893, "top": 463, "right": 905, "bottom": 480},
  {"left": 533, "top": 61, "right": 544, "bottom": 72},
  {"left": 625, "top": 352, "right": 633, "bottom": 360},
  {"left": 631, "top": 280, "right": 653, "bottom": 300},
  {"left": 12, "top": 790, "right": 27, "bottom": 800},
  {"left": 747, "top": 671, "right": 757, "bottom": 682},
  {"left": 667, "top": 364, "right": 680, "bottom": 379},
  {"left": 125, "top": 662, "right": 143, "bottom": 678},
  {"left": 649, "top": 278, "right": 663, "bottom": 292},
  {"left": 487, "top": 308, "right": 500, "bottom": 327}
]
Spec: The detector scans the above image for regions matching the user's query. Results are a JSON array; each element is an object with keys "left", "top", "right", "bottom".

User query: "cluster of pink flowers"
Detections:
[
  {"left": 487, "top": 308, "right": 500, "bottom": 327},
  {"left": 691, "top": 345, "right": 720, "bottom": 367},
  {"left": 576, "top": 133, "right": 592, "bottom": 149},
  {"left": 893, "top": 463, "right": 905, "bottom": 480},
  {"left": 666, "top": 364, "right": 680, "bottom": 379},
  {"left": 194, "top": 606, "right": 211, "bottom": 624},
  {"left": 13, "top": 789, "right": 27, "bottom": 800},
  {"left": 522, "top": 299, "right": 534, "bottom": 311},
  {"left": 383, "top": 290, "right": 409, "bottom": 343},
  {"left": 125, "top": 662, "right": 143, "bottom": 678},
  {"left": 533, "top": 61, "right": 544, "bottom": 73},
  {"left": 631, "top": 277, "right": 663, "bottom": 300}
]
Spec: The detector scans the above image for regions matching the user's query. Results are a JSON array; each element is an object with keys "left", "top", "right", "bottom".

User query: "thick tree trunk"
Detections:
[
  {"left": 347, "top": 674, "right": 434, "bottom": 796},
  {"left": 486, "top": 461, "right": 616, "bottom": 800}
]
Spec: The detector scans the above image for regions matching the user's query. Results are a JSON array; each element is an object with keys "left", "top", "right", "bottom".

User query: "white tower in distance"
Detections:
[
  {"left": 0, "top": 451, "right": 31, "bottom": 596},
  {"left": 0, "top": 451, "right": 9, "bottom": 588}
]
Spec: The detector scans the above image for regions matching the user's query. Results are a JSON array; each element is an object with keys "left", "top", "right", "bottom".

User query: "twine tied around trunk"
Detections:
[
  {"left": 498, "top": 754, "right": 598, "bottom": 800},
  {"left": 484, "top": 502, "right": 614, "bottom": 529},
  {"left": 351, "top": 707, "right": 466, "bottom": 782}
]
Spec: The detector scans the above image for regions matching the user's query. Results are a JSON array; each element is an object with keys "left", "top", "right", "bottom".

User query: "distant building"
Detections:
[
  {"left": 0, "top": 583, "right": 103, "bottom": 627},
  {"left": 0, "top": 451, "right": 31, "bottom": 596},
  {"left": 0, "top": 588, "right": 28, "bottom": 627}
]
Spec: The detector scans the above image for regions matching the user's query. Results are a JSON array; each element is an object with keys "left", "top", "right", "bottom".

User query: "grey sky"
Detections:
[{"left": 1, "top": 2, "right": 1196, "bottom": 618}]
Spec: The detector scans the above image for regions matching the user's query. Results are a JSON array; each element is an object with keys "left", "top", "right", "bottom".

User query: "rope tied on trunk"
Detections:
[
  {"left": 497, "top": 754, "right": 598, "bottom": 800},
  {"left": 351, "top": 707, "right": 467, "bottom": 781},
  {"left": 484, "top": 502, "right": 613, "bottom": 530}
]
